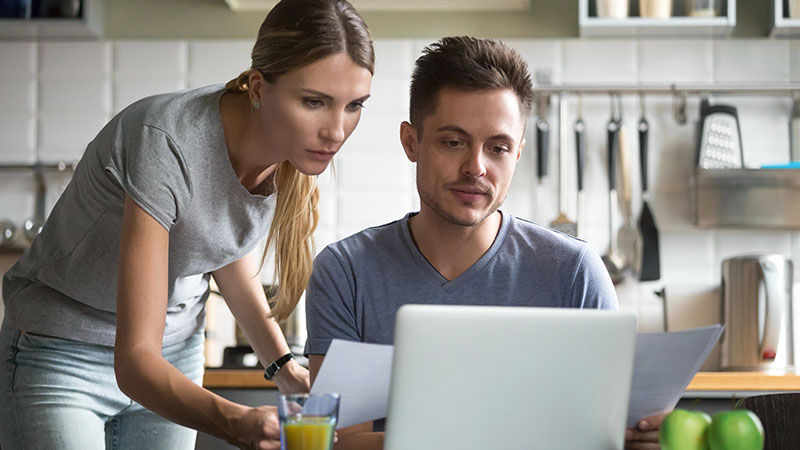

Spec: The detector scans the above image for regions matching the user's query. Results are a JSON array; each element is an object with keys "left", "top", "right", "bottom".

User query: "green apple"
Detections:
[
  {"left": 659, "top": 408, "right": 712, "bottom": 450},
  {"left": 706, "top": 409, "right": 764, "bottom": 450}
]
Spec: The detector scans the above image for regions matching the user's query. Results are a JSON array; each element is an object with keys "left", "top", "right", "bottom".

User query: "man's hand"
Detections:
[
  {"left": 625, "top": 412, "right": 668, "bottom": 450},
  {"left": 230, "top": 405, "right": 282, "bottom": 450}
]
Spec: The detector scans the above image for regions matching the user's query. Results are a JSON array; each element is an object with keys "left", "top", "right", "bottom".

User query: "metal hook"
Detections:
[
  {"left": 577, "top": 92, "right": 584, "bottom": 120},
  {"left": 616, "top": 94, "right": 624, "bottom": 122},
  {"left": 639, "top": 93, "right": 646, "bottom": 119},
  {"left": 671, "top": 85, "right": 687, "bottom": 125}
]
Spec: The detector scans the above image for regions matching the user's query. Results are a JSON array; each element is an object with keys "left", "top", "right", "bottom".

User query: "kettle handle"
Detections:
[{"left": 758, "top": 260, "right": 785, "bottom": 361}]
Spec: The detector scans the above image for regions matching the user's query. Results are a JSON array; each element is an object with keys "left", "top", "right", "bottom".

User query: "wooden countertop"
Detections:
[{"left": 202, "top": 369, "right": 800, "bottom": 391}]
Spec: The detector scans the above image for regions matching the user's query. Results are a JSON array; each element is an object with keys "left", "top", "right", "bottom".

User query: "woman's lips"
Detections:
[{"left": 307, "top": 149, "right": 336, "bottom": 162}]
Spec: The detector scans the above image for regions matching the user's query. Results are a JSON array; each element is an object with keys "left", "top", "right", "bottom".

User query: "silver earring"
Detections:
[{"left": 252, "top": 101, "right": 261, "bottom": 110}]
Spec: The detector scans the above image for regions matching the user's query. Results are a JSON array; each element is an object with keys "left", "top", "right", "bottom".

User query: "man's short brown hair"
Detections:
[{"left": 409, "top": 36, "right": 534, "bottom": 132}]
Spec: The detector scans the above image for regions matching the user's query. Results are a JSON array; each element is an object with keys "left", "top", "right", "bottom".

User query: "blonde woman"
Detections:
[{"left": 0, "top": 1, "right": 373, "bottom": 449}]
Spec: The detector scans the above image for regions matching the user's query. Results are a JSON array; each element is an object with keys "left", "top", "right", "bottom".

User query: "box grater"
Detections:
[{"left": 696, "top": 99, "right": 744, "bottom": 169}]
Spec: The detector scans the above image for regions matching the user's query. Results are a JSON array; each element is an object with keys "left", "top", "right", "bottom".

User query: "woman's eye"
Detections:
[
  {"left": 304, "top": 98, "right": 324, "bottom": 108},
  {"left": 346, "top": 101, "right": 364, "bottom": 112}
]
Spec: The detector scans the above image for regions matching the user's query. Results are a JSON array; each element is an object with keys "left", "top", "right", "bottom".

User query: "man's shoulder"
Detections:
[
  {"left": 318, "top": 217, "right": 407, "bottom": 264},
  {"left": 506, "top": 214, "right": 589, "bottom": 257}
]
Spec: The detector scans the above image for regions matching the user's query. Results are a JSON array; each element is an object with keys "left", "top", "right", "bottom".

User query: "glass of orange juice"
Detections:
[{"left": 278, "top": 393, "right": 340, "bottom": 450}]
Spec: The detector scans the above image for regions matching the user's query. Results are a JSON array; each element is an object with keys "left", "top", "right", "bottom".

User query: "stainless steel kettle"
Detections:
[{"left": 720, "top": 255, "right": 794, "bottom": 372}]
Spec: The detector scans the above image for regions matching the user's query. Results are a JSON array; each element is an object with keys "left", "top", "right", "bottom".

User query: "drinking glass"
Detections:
[{"left": 278, "top": 393, "right": 340, "bottom": 450}]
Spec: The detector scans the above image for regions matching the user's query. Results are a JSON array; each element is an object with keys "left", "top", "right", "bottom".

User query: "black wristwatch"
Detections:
[{"left": 264, "top": 353, "right": 295, "bottom": 380}]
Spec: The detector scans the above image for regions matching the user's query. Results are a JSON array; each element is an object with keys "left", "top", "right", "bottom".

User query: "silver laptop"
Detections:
[{"left": 384, "top": 305, "right": 637, "bottom": 450}]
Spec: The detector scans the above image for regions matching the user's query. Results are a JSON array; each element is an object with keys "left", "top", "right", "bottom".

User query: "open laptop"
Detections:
[{"left": 383, "top": 305, "right": 637, "bottom": 450}]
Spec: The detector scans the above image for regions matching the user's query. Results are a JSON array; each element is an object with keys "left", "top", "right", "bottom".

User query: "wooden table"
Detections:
[{"left": 203, "top": 369, "right": 800, "bottom": 392}]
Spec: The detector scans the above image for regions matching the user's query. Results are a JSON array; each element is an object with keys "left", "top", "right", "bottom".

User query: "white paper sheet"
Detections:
[
  {"left": 626, "top": 325, "right": 724, "bottom": 427},
  {"left": 313, "top": 326, "right": 723, "bottom": 431},
  {"left": 310, "top": 339, "right": 394, "bottom": 429}
]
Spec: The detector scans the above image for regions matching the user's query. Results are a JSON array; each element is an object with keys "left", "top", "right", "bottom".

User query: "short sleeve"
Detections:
[
  {"left": 304, "top": 247, "right": 361, "bottom": 356},
  {"left": 570, "top": 244, "right": 619, "bottom": 311},
  {"left": 106, "top": 124, "right": 192, "bottom": 231}
]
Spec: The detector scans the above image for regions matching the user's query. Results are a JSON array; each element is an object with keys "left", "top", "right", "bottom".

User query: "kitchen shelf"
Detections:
[
  {"left": 692, "top": 168, "right": 800, "bottom": 229},
  {"left": 579, "top": 0, "right": 736, "bottom": 37},
  {"left": 772, "top": 0, "right": 800, "bottom": 37},
  {"left": 0, "top": 0, "right": 103, "bottom": 40}
]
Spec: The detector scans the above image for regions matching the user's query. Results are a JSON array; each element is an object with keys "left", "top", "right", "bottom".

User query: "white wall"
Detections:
[{"left": 1, "top": 38, "right": 799, "bottom": 369}]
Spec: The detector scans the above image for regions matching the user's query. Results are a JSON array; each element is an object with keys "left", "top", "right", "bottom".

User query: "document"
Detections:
[
  {"left": 310, "top": 339, "right": 394, "bottom": 429},
  {"left": 313, "top": 326, "right": 724, "bottom": 430},
  {"left": 626, "top": 325, "right": 724, "bottom": 427}
]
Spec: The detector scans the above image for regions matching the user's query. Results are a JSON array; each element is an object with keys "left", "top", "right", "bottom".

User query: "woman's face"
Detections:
[{"left": 251, "top": 52, "right": 373, "bottom": 176}]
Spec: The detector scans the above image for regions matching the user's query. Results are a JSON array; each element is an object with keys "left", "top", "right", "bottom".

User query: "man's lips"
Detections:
[{"left": 449, "top": 185, "right": 491, "bottom": 202}]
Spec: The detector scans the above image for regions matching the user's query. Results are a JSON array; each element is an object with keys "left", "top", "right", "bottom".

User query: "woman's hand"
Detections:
[
  {"left": 272, "top": 359, "right": 311, "bottom": 394},
  {"left": 230, "top": 405, "right": 282, "bottom": 450}
]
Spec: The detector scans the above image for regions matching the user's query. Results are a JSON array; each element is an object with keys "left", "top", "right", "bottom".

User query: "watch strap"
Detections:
[{"left": 264, "top": 353, "right": 295, "bottom": 380}]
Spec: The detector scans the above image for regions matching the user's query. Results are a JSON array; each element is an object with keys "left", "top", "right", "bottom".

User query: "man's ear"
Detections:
[
  {"left": 400, "top": 121, "right": 419, "bottom": 163},
  {"left": 516, "top": 137, "right": 525, "bottom": 162}
]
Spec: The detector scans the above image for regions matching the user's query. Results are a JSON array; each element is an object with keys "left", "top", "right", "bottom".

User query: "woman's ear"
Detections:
[
  {"left": 247, "top": 70, "right": 265, "bottom": 107},
  {"left": 400, "top": 121, "right": 419, "bottom": 163}
]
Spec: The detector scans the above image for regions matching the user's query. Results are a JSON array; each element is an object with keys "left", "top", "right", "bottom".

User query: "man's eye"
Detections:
[
  {"left": 444, "top": 140, "right": 463, "bottom": 148},
  {"left": 492, "top": 146, "right": 510, "bottom": 154}
]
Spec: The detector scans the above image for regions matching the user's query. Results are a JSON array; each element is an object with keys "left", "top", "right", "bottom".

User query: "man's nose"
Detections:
[{"left": 462, "top": 147, "right": 487, "bottom": 178}]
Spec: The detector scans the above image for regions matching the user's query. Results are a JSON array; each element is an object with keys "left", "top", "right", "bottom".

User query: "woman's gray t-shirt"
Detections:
[{"left": 2, "top": 85, "right": 275, "bottom": 347}]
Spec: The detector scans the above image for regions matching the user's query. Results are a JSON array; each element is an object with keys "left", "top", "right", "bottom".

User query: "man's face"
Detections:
[{"left": 401, "top": 87, "right": 525, "bottom": 227}]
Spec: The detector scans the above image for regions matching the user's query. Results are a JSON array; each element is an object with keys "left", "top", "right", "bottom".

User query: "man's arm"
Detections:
[{"left": 309, "top": 354, "right": 383, "bottom": 450}]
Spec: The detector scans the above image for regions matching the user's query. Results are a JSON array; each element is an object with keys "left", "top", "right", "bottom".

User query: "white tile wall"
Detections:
[
  {"left": 187, "top": 41, "right": 252, "bottom": 88},
  {"left": 0, "top": 43, "right": 36, "bottom": 164},
  {"left": 2, "top": 36, "right": 800, "bottom": 337},
  {"left": 113, "top": 41, "right": 188, "bottom": 113},
  {"left": 713, "top": 40, "right": 790, "bottom": 83},
  {"left": 561, "top": 39, "right": 638, "bottom": 84},
  {"left": 638, "top": 40, "right": 713, "bottom": 84},
  {"left": 792, "top": 41, "right": 800, "bottom": 83}
]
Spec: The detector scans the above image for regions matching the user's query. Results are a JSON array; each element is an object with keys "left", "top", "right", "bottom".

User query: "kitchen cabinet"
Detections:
[
  {"left": 772, "top": 0, "right": 800, "bottom": 37},
  {"left": 0, "top": 0, "right": 102, "bottom": 39},
  {"left": 579, "top": 0, "right": 736, "bottom": 37}
]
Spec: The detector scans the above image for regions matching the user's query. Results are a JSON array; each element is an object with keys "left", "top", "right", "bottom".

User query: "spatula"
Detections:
[
  {"left": 637, "top": 95, "right": 661, "bottom": 281},
  {"left": 549, "top": 93, "right": 577, "bottom": 236}
]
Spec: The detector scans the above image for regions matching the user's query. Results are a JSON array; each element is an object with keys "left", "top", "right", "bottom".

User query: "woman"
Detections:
[{"left": 0, "top": 0, "right": 373, "bottom": 449}]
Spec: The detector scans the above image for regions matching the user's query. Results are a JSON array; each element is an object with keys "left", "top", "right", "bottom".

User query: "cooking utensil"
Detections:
[
  {"left": 23, "top": 165, "right": 46, "bottom": 243},
  {"left": 790, "top": 95, "right": 800, "bottom": 162},
  {"left": 637, "top": 95, "right": 661, "bottom": 281},
  {"left": 601, "top": 95, "right": 626, "bottom": 284},
  {"left": 696, "top": 98, "right": 743, "bottom": 169},
  {"left": 615, "top": 98, "right": 640, "bottom": 272},
  {"left": 0, "top": 219, "right": 15, "bottom": 249},
  {"left": 721, "top": 255, "right": 794, "bottom": 372},
  {"left": 574, "top": 94, "right": 586, "bottom": 238},
  {"left": 549, "top": 93, "right": 577, "bottom": 237},
  {"left": 535, "top": 95, "right": 551, "bottom": 221}
]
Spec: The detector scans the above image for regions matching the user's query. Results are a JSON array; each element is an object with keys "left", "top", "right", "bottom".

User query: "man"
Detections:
[{"left": 304, "top": 36, "right": 663, "bottom": 450}]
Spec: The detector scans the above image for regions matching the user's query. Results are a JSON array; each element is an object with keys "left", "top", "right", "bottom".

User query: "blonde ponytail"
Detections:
[
  {"left": 226, "top": 0, "right": 372, "bottom": 322},
  {"left": 261, "top": 161, "right": 319, "bottom": 322}
]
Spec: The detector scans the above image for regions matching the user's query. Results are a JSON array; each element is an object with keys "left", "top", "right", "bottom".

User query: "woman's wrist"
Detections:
[{"left": 272, "top": 358, "right": 310, "bottom": 393}]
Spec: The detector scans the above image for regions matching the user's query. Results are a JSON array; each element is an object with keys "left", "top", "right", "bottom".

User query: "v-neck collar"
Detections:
[{"left": 399, "top": 211, "right": 512, "bottom": 291}]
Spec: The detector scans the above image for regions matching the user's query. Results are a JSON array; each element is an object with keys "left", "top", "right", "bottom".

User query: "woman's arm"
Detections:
[
  {"left": 212, "top": 251, "right": 310, "bottom": 394},
  {"left": 114, "top": 195, "right": 280, "bottom": 449}
]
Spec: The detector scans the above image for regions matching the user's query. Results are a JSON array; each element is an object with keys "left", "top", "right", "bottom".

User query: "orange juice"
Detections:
[{"left": 281, "top": 416, "right": 335, "bottom": 450}]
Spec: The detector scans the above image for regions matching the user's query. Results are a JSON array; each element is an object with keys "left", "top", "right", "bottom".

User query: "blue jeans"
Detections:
[{"left": 0, "top": 321, "right": 205, "bottom": 450}]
